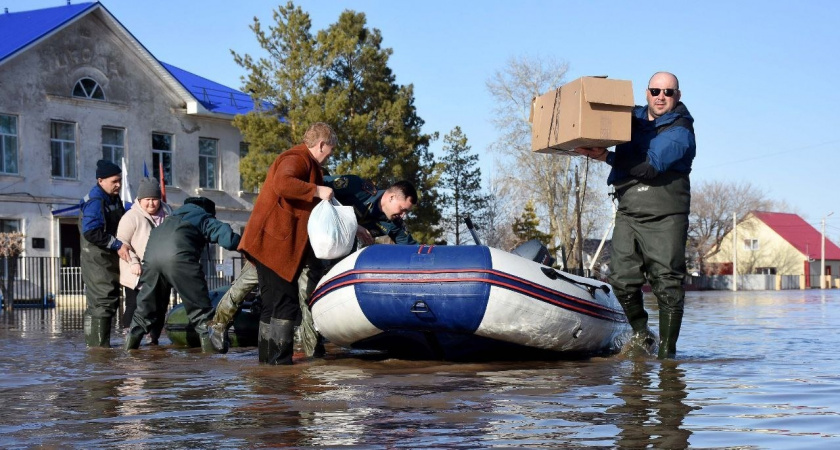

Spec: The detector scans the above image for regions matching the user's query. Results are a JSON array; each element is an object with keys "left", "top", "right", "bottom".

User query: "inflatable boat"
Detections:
[
  {"left": 164, "top": 286, "right": 260, "bottom": 347},
  {"left": 310, "top": 244, "right": 630, "bottom": 360}
]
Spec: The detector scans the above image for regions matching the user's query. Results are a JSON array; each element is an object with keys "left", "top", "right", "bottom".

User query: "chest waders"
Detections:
[
  {"left": 610, "top": 172, "right": 689, "bottom": 359},
  {"left": 80, "top": 199, "right": 124, "bottom": 348}
]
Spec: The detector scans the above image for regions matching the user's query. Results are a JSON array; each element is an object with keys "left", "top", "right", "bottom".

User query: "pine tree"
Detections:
[
  {"left": 511, "top": 199, "right": 553, "bottom": 246},
  {"left": 439, "top": 127, "right": 488, "bottom": 244},
  {"left": 232, "top": 2, "right": 443, "bottom": 242}
]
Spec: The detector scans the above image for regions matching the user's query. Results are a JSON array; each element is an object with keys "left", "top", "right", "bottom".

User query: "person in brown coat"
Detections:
[{"left": 238, "top": 122, "right": 337, "bottom": 364}]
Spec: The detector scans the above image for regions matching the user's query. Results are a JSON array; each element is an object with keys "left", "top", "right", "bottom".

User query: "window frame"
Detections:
[
  {"left": 72, "top": 77, "right": 105, "bottom": 100},
  {"left": 101, "top": 127, "right": 125, "bottom": 164},
  {"left": 743, "top": 238, "right": 759, "bottom": 251},
  {"left": 151, "top": 132, "right": 173, "bottom": 186},
  {"left": 198, "top": 137, "right": 219, "bottom": 190},
  {"left": 0, "top": 113, "right": 19, "bottom": 175},
  {"left": 50, "top": 120, "right": 77, "bottom": 179}
]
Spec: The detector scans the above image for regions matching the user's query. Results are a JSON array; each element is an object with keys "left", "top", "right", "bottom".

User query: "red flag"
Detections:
[{"left": 159, "top": 160, "right": 167, "bottom": 203}]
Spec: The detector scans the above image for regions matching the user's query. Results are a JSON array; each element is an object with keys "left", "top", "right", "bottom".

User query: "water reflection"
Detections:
[{"left": 610, "top": 359, "right": 694, "bottom": 448}]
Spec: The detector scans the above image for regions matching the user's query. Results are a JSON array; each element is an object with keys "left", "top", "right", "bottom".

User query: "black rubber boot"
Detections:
[
  {"left": 658, "top": 311, "right": 683, "bottom": 359},
  {"left": 124, "top": 326, "right": 146, "bottom": 350},
  {"left": 84, "top": 315, "right": 113, "bottom": 348},
  {"left": 616, "top": 292, "right": 649, "bottom": 334},
  {"left": 148, "top": 319, "right": 164, "bottom": 346},
  {"left": 312, "top": 334, "right": 326, "bottom": 358},
  {"left": 258, "top": 318, "right": 295, "bottom": 365}
]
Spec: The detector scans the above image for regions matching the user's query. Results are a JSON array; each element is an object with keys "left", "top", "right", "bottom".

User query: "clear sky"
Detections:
[{"left": 5, "top": 0, "right": 840, "bottom": 236}]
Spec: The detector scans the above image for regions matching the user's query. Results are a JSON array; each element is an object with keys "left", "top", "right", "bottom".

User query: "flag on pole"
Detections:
[
  {"left": 120, "top": 157, "right": 133, "bottom": 209},
  {"left": 159, "top": 160, "right": 167, "bottom": 203},
  {"left": 143, "top": 160, "right": 150, "bottom": 178}
]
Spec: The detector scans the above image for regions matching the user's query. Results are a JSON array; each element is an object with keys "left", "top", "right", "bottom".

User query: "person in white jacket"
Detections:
[{"left": 116, "top": 177, "right": 170, "bottom": 341}]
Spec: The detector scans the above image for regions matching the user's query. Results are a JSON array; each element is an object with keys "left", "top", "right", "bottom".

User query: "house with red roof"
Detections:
[
  {"left": 0, "top": 2, "right": 263, "bottom": 266},
  {"left": 705, "top": 211, "right": 840, "bottom": 288}
]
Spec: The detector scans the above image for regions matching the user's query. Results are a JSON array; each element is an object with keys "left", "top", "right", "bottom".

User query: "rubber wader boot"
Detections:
[
  {"left": 313, "top": 335, "right": 326, "bottom": 358},
  {"left": 149, "top": 320, "right": 164, "bottom": 346},
  {"left": 658, "top": 311, "right": 683, "bottom": 359},
  {"left": 84, "top": 315, "right": 113, "bottom": 348},
  {"left": 207, "top": 294, "right": 238, "bottom": 354},
  {"left": 258, "top": 318, "right": 295, "bottom": 365},
  {"left": 124, "top": 326, "right": 146, "bottom": 350},
  {"left": 617, "top": 292, "right": 649, "bottom": 334}
]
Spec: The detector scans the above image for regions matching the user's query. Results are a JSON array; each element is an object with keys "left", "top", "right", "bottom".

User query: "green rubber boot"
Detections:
[
  {"left": 124, "top": 325, "right": 145, "bottom": 350},
  {"left": 616, "top": 292, "right": 649, "bottom": 334},
  {"left": 658, "top": 311, "right": 683, "bottom": 359},
  {"left": 84, "top": 315, "right": 113, "bottom": 348},
  {"left": 196, "top": 322, "right": 219, "bottom": 354}
]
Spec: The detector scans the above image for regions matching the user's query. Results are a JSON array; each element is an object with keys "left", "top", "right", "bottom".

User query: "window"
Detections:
[
  {"left": 743, "top": 238, "right": 759, "bottom": 251},
  {"left": 239, "top": 142, "right": 249, "bottom": 191},
  {"left": 0, "top": 114, "right": 19, "bottom": 175},
  {"left": 72, "top": 77, "right": 104, "bottom": 100},
  {"left": 102, "top": 127, "right": 124, "bottom": 164},
  {"left": 199, "top": 138, "right": 218, "bottom": 189},
  {"left": 152, "top": 133, "right": 173, "bottom": 186},
  {"left": 50, "top": 121, "right": 76, "bottom": 179},
  {"left": 0, "top": 219, "right": 20, "bottom": 233},
  {"left": 755, "top": 267, "right": 776, "bottom": 275}
]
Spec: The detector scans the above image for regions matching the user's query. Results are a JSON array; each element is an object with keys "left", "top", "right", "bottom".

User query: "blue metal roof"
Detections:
[
  {"left": 0, "top": 2, "right": 97, "bottom": 64},
  {"left": 1, "top": 2, "right": 269, "bottom": 117},
  {"left": 160, "top": 62, "right": 270, "bottom": 116}
]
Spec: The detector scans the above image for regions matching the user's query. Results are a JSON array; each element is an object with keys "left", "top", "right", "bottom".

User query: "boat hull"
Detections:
[
  {"left": 311, "top": 245, "right": 629, "bottom": 360},
  {"left": 164, "top": 286, "right": 260, "bottom": 348}
]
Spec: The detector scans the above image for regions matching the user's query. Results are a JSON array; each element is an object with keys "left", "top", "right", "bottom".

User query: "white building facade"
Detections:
[{"left": 0, "top": 3, "right": 258, "bottom": 267}]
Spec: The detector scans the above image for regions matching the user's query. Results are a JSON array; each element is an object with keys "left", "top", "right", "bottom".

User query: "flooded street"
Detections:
[{"left": 2, "top": 290, "right": 840, "bottom": 448}]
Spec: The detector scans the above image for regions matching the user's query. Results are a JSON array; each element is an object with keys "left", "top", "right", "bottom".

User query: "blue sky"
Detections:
[{"left": 5, "top": 0, "right": 840, "bottom": 235}]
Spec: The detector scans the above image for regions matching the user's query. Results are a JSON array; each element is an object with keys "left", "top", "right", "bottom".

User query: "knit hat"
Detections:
[
  {"left": 184, "top": 196, "right": 216, "bottom": 217},
  {"left": 136, "top": 177, "right": 162, "bottom": 200},
  {"left": 95, "top": 159, "right": 121, "bottom": 179}
]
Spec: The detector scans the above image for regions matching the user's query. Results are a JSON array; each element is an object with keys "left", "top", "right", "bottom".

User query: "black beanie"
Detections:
[
  {"left": 184, "top": 196, "right": 216, "bottom": 217},
  {"left": 96, "top": 159, "right": 121, "bottom": 179}
]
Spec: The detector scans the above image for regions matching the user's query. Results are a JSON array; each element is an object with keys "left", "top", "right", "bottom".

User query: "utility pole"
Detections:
[
  {"left": 822, "top": 212, "right": 834, "bottom": 289},
  {"left": 733, "top": 212, "right": 737, "bottom": 292}
]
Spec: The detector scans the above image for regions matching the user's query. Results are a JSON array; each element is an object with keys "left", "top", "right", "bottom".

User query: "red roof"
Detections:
[{"left": 752, "top": 211, "right": 840, "bottom": 260}]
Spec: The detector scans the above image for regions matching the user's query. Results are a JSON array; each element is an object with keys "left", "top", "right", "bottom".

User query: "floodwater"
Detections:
[{"left": 2, "top": 290, "right": 840, "bottom": 449}]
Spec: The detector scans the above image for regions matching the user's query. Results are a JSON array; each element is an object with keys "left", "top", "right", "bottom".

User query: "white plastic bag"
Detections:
[{"left": 308, "top": 197, "right": 358, "bottom": 259}]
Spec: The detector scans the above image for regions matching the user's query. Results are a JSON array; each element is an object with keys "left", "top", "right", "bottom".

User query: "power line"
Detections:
[{"left": 699, "top": 139, "right": 840, "bottom": 170}]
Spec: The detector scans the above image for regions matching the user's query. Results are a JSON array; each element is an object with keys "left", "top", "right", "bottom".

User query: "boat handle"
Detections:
[{"left": 410, "top": 300, "right": 430, "bottom": 313}]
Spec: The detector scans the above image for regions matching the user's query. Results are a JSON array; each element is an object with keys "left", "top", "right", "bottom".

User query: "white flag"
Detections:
[{"left": 120, "top": 157, "right": 133, "bottom": 208}]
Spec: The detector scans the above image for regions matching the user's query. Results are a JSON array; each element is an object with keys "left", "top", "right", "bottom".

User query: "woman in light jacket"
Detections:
[{"left": 117, "top": 177, "right": 170, "bottom": 341}]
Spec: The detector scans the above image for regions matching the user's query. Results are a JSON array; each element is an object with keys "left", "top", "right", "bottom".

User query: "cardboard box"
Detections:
[{"left": 530, "top": 76, "right": 634, "bottom": 155}]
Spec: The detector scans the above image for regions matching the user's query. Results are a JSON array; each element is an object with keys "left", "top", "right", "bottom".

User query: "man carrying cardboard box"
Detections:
[{"left": 575, "top": 71, "right": 695, "bottom": 359}]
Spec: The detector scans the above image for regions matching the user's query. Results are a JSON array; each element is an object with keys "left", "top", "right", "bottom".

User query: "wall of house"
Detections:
[
  {"left": 706, "top": 216, "right": 806, "bottom": 275},
  {"left": 0, "top": 11, "right": 252, "bottom": 261}
]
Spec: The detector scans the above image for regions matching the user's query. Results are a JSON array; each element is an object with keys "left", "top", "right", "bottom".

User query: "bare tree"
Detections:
[
  {"left": 486, "top": 55, "right": 611, "bottom": 268},
  {"left": 689, "top": 180, "right": 775, "bottom": 272}
]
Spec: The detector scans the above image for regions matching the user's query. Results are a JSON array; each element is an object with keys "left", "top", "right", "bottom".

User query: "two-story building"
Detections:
[{"left": 0, "top": 2, "right": 260, "bottom": 269}]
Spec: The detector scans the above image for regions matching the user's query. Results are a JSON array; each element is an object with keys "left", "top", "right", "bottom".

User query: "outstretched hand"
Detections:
[
  {"left": 574, "top": 147, "right": 608, "bottom": 161},
  {"left": 117, "top": 242, "right": 133, "bottom": 262}
]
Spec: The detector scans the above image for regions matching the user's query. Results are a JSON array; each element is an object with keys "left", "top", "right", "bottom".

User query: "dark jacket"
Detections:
[
  {"left": 606, "top": 102, "right": 696, "bottom": 186},
  {"left": 145, "top": 203, "right": 241, "bottom": 264},
  {"left": 79, "top": 184, "right": 125, "bottom": 251},
  {"left": 325, "top": 175, "right": 416, "bottom": 245}
]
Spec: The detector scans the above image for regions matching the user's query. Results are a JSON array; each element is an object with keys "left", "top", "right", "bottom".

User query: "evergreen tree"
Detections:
[
  {"left": 231, "top": 2, "right": 443, "bottom": 242},
  {"left": 439, "top": 127, "right": 488, "bottom": 245},
  {"left": 512, "top": 199, "right": 553, "bottom": 246}
]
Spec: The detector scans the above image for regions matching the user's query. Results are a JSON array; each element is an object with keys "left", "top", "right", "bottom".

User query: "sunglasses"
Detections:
[{"left": 648, "top": 88, "right": 678, "bottom": 97}]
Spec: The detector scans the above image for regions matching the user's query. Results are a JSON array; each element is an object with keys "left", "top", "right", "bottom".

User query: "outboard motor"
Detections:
[{"left": 511, "top": 239, "right": 556, "bottom": 267}]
